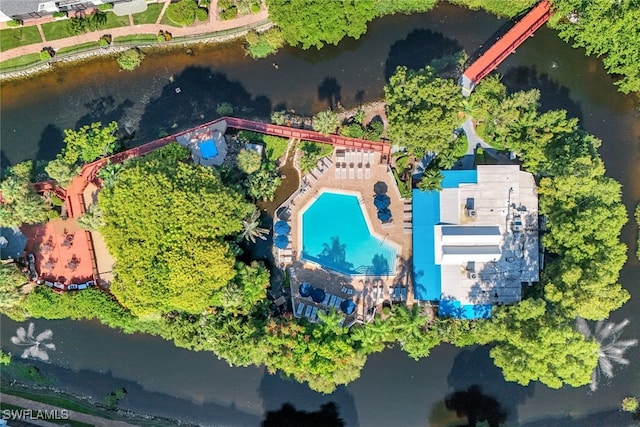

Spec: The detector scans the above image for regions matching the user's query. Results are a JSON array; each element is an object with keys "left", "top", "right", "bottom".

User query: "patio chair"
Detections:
[
  {"left": 310, "top": 307, "right": 318, "bottom": 321},
  {"left": 404, "top": 211, "right": 412, "bottom": 219},
  {"left": 357, "top": 151, "right": 362, "bottom": 163},
  {"left": 311, "top": 167, "right": 322, "bottom": 178},
  {"left": 322, "top": 293, "right": 330, "bottom": 305},
  {"left": 328, "top": 295, "right": 337, "bottom": 306},
  {"left": 322, "top": 157, "right": 333, "bottom": 169}
]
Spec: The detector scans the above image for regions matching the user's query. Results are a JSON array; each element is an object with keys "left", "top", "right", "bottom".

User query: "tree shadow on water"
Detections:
[
  {"left": 36, "top": 124, "right": 65, "bottom": 162},
  {"left": 443, "top": 385, "right": 507, "bottom": 427},
  {"left": 447, "top": 346, "right": 534, "bottom": 423},
  {"left": 385, "top": 29, "right": 462, "bottom": 80},
  {"left": 259, "top": 371, "right": 359, "bottom": 427},
  {"left": 318, "top": 77, "right": 342, "bottom": 110},
  {"left": 501, "top": 66, "right": 583, "bottom": 121},
  {"left": 262, "top": 402, "right": 345, "bottom": 427},
  {"left": 136, "top": 66, "right": 272, "bottom": 142},
  {"left": 75, "top": 96, "right": 135, "bottom": 129}
]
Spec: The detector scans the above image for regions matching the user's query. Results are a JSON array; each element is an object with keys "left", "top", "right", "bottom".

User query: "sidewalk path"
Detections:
[{"left": 0, "top": 1, "right": 269, "bottom": 62}]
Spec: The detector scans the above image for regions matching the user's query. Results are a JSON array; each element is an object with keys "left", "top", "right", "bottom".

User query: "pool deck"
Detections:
[{"left": 278, "top": 148, "right": 414, "bottom": 323}]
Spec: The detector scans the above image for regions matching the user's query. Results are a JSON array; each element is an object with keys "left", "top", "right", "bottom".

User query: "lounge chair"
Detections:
[
  {"left": 335, "top": 164, "right": 341, "bottom": 179},
  {"left": 404, "top": 211, "right": 412, "bottom": 219},
  {"left": 305, "top": 174, "right": 317, "bottom": 184},
  {"left": 357, "top": 164, "right": 363, "bottom": 179},
  {"left": 349, "top": 165, "right": 355, "bottom": 179},
  {"left": 322, "top": 293, "right": 330, "bottom": 305},
  {"left": 311, "top": 167, "right": 322, "bottom": 178},
  {"left": 310, "top": 307, "right": 318, "bottom": 321},
  {"left": 322, "top": 157, "right": 333, "bottom": 169},
  {"left": 328, "top": 295, "right": 337, "bottom": 306},
  {"left": 356, "top": 151, "right": 362, "bottom": 164},
  {"left": 341, "top": 164, "right": 347, "bottom": 179},
  {"left": 305, "top": 305, "right": 313, "bottom": 318},
  {"left": 365, "top": 165, "right": 371, "bottom": 179},
  {"left": 335, "top": 297, "right": 344, "bottom": 308},
  {"left": 296, "top": 302, "right": 305, "bottom": 316}
]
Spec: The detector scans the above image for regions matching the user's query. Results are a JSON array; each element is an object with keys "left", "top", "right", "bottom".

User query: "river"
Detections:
[{"left": 1, "top": 4, "right": 639, "bottom": 426}]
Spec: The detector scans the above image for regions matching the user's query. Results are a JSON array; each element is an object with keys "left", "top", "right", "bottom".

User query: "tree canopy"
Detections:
[
  {"left": 385, "top": 66, "right": 462, "bottom": 157},
  {"left": 0, "top": 161, "right": 49, "bottom": 227},
  {"left": 98, "top": 144, "right": 253, "bottom": 316},
  {"left": 550, "top": 0, "right": 640, "bottom": 94},
  {"left": 477, "top": 299, "right": 599, "bottom": 388},
  {"left": 266, "top": 0, "right": 377, "bottom": 49}
]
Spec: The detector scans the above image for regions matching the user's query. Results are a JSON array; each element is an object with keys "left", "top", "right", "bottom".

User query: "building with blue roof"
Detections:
[{"left": 412, "top": 166, "right": 540, "bottom": 319}]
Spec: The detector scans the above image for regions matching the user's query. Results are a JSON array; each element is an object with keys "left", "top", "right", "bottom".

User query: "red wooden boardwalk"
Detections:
[{"left": 461, "top": 0, "right": 552, "bottom": 95}]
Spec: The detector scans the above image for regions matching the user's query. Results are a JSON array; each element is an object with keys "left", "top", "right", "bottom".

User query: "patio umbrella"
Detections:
[
  {"left": 299, "top": 282, "right": 313, "bottom": 298},
  {"left": 274, "top": 220, "right": 291, "bottom": 235},
  {"left": 274, "top": 234, "right": 289, "bottom": 249},
  {"left": 340, "top": 299, "right": 356, "bottom": 315},
  {"left": 377, "top": 208, "right": 392, "bottom": 222},
  {"left": 311, "top": 287, "right": 326, "bottom": 303},
  {"left": 373, "top": 194, "right": 390, "bottom": 209}
]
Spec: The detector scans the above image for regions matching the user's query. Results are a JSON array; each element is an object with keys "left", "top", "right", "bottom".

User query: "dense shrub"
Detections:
[
  {"left": 117, "top": 48, "right": 144, "bottom": 71},
  {"left": 7, "top": 20, "right": 21, "bottom": 27},
  {"left": 52, "top": 11, "right": 66, "bottom": 18},
  {"left": 39, "top": 50, "right": 52, "bottom": 61},
  {"left": 166, "top": 0, "right": 199, "bottom": 26},
  {"left": 196, "top": 7, "right": 209, "bottom": 21},
  {"left": 220, "top": 6, "right": 238, "bottom": 20}
]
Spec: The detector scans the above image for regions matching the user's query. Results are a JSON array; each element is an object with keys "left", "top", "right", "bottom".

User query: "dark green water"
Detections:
[{"left": 1, "top": 4, "right": 639, "bottom": 426}]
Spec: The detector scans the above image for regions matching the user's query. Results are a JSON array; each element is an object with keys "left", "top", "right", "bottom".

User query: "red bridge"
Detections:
[{"left": 460, "top": 0, "right": 552, "bottom": 96}]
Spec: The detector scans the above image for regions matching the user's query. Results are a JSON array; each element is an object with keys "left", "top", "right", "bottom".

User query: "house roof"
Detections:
[
  {"left": 412, "top": 166, "right": 539, "bottom": 319},
  {"left": 0, "top": 1, "right": 45, "bottom": 17}
]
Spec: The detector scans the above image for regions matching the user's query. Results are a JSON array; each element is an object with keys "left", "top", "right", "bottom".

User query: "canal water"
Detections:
[{"left": 1, "top": 3, "right": 639, "bottom": 426}]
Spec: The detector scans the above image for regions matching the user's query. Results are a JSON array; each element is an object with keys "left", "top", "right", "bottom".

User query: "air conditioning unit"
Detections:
[
  {"left": 467, "top": 209, "right": 477, "bottom": 218},
  {"left": 467, "top": 272, "right": 477, "bottom": 279}
]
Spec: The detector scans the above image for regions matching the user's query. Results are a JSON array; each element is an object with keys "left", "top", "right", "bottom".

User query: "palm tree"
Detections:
[
  {"left": 312, "top": 110, "right": 339, "bottom": 135},
  {"left": 576, "top": 317, "right": 638, "bottom": 391},
  {"left": 418, "top": 168, "right": 443, "bottom": 192},
  {"left": 10, "top": 323, "right": 56, "bottom": 361},
  {"left": 240, "top": 208, "right": 269, "bottom": 243}
]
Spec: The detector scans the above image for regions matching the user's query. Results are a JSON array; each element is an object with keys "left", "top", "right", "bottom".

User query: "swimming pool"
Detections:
[{"left": 301, "top": 191, "right": 398, "bottom": 276}]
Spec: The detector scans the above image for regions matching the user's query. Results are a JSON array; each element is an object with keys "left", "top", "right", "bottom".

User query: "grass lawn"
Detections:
[
  {"left": 42, "top": 13, "right": 129, "bottom": 41},
  {"left": 133, "top": 3, "right": 164, "bottom": 25},
  {"left": 0, "top": 26, "right": 42, "bottom": 52},
  {"left": 102, "top": 12, "right": 130, "bottom": 30},
  {"left": 41, "top": 20, "right": 73, "bottom": 41},
  {"left": 57, "top": 41, "right": 99, "bottom": 55},
  {"left": 0, "top": 52, "right": 43, "bottom": 71},
  {"left": 114, "top": 34, "right": 158, "bottom": 44}
]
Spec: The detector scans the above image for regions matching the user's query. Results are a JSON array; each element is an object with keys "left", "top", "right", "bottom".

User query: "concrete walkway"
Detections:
[
  {"left": 0, "top": 0, "right": 269, "bottom": 62},
  {"left": 461, "top": 118, "right": 513, "bottom": 167}
]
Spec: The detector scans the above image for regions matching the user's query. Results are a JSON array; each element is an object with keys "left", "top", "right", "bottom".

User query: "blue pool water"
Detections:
[{"left": 301, "top": 192, "right": 398, "bottom": 275}]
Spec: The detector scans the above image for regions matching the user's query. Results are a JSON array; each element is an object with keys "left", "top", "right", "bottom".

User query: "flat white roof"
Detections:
[{"left": 436, "top": 165, "right": 539, "bottom": 306}]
